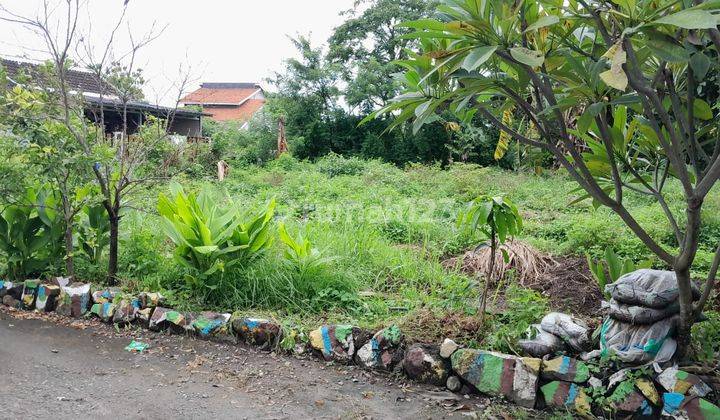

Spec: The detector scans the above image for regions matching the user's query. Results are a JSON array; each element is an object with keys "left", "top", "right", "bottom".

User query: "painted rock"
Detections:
[
  {"left": 50, "top": 276, "right": 72, "bottom": 287},
  {"left": 0, "top": 281, "right": 23, "bottom": 299},
  {"left": 91, "top": 287, "right": 121, "bottom": 304},
  {"left": 35, "top": 284, "right": 61, "bottom": 312},
  {"left": 450, "top": 348, "right": 541, "bottom": 408},
  {"left": 139, "top": 292, "right": 164, "bottom": 309},
  {"left": 540, "top": 381, "right": 592, "bottom": 416},
  {"left": 663, "top": 393, "right": 720, "bottom": 419},
  {"left": 148, "top": 307, "right": 193, "bottom": 332},
  {"left": 192, "top": 312, "right": 234, "bottom": 343},
  {"left": 609, "top": 380, "right": 653, "bottom": 417},
  {"left": 657, "top": 367, "right": 712, "bottom": 398},
  {"left": 21, "top": 279, "right": 40, "bottom": 309},
  {"left": 90, "top": 302, "right": 117, "bottom": 323},
  {"left": 309, "top": 325, "right": 363, "bottom": 363},
  {"left": 403, "top": 343, "right": 450, "bottom": 386},
  {"left": 135, "top": 307, "right": 154, "bottom": 327},
  {"left": 440, "top": 338, "right": 459, "bottom": 359},
  {"left": 356, "top": 325, "right": 404, "bottom": 370},
  {"left": 232, "top": 317, "right": 281, "bottom": 349},
  {"left": 635, "top": 378, "right": 660, "bottom": 406},
  {"left": 55, "top": 283, "right": 91, "bottom": 318},
  {"left": 2, "top": 294, "right": 20, "bottom": 308},
  {"left": 541, "top": 356, "right": 591, "bottom": 383},
  {"left": 112, "top": 298, "right": 141, "bottom": 324},
  {"left": 0, "top": 280, "right": 7, "bottom": 297}
]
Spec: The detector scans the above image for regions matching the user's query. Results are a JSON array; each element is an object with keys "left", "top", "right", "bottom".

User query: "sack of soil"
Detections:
[
  {"left": 604, "top": 269, "right": 699, "bottom": 309},
  {"left": 540, "top": 312, "right": 591, "bottom": 352},
  {"left": 599, "top": 315, "right": 678, "bottom": 364},
  {"left": 518, "top": 324, "right": 565, "bottom": 357},
  {"left": 606, "top": 298, "right": 680, "bottom": 325}
]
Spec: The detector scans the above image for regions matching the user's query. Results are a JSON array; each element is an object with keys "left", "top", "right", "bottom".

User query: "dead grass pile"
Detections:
[{"left": 443, "top": 240, "right": 558, "bottom": 286}]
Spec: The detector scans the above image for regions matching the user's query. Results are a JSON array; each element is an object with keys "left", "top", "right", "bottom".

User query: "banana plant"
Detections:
[
  {"left": 157, "top": 183, "right": 275, "bottom": 290},
  {"left": 0, "top": 185, "right": 63, "bottom": 280}
]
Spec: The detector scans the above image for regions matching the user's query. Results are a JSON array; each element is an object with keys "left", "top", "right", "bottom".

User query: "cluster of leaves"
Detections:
[{"left": 587, "top": 248, "right": 653, "bottom": 298}]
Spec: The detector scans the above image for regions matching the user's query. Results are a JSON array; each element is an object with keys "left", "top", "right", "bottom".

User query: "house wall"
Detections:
[{"left": 168, "top": 116, "right": 202, "bottom": 137}]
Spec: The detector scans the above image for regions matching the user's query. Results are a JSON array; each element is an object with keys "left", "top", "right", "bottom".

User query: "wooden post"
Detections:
[{"left": 277, "top": 116, "right": 288, "bottom": 157}]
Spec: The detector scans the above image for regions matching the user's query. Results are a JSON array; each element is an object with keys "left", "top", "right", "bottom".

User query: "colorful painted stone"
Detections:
[
  {"left": 148, "top": 307, "right": 193, "bottom": 332},
  {"left": 635, "top": 377, "right": 660, "bottom": 406},
  {"left": 21, "top": 279, "right": 40, "bottom": 309},
  {"left": 90, "top": 302, "right": 117, "bottom": 323},
  {"left": 609, "top": 380, "right": 653, "bottom": 417},
  {"left": 50, "top": 276, "right": 71, "bottom": 287},
  {"left": 192, "top": 312, "right": 234, "bottom": 343},
  {"left": 136, "top": 307, "right": 154, "bottom": 325},
  {"left": 403, "top": 343, "right": 451, "bottom": 386},
  {"left": 356, "top": 325, "right": 404, "bottom": 370},
  {"left": 663, "top": 393, "right": 720, "bottom": 419},
  {"left": 1, "top": 281, "right": 23, "bottom": 299},
  {"left": 55, "top": 283, "right": 91, "bottom": 318},
  {"left": 309, "top": 324, "right": 363, "bottom": 363},
  {"left": 0, "top": 280, "right": 11, "bottom": 297},
  {"left": 450, "top": 348, "right": 541, "bottom": 408},
  {"left": 541, "top": 356, "right": 591, "bottom": 383},
  {"left": 657, "top": 367, "right": 712, "bottom": 398},
  {"left": 540, "top": 381, "right": 592, "bottom": 416},
  {"left": 232, "top": 317, "right": 281, "bottom": 349},
  {"left": 112, "top": 298, "right": 141, "bottom": 324},
  {"left": 139, "top": 292, "right": 164, "bottom": 309},
  {"left": 35, "top": 284, "right": 61, "bottom": 312},
  {"left": 91, "top": 287, "right": 121, "bottom": 304}
]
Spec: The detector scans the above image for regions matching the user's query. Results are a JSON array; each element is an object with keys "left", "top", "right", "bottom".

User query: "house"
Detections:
[
  {"left": 1, "top": 57, "right": 205, "bottom": 139},
  {"left": 180, "top": 82, "right": 265, "bottom": 127}
]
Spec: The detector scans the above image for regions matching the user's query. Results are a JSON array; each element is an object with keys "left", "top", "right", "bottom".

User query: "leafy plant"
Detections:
[
  {"left": 0, "top": 185, "right": 63, "bottom": 280},
  {"left": 587, "top": 248, "right": 652, "bottom": 298},
  {"left": 77, "top": 203, "right": 110, "bottom": 265},
  {"left": 158, "top": 183, "right": 276, "bottom": 291},
  {"left": 457, "top": 195, "right": 522, "bottom": 324},
  {"left": 278, "top": 222, "right": 334, "bottom": 278}
]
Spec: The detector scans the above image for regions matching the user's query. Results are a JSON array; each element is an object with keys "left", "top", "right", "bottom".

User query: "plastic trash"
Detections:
[
  {"left": 607, "top": 299, "right": 680, "bottom": 324},
  {"left": 599, "top": 315, "right": 678, "bottom": 364},
  {"left": 540, "top": 312, "right": 591, "bottom": 352},
  {"left": 125, "top": 340, "right": 149, "bottom": 353},
  {"left": 605, "top": 269, "right": 699, "bottom": 309}
]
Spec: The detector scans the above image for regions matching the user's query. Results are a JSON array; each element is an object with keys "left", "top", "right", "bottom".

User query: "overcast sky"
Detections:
[{"left": 0, "top": 0, "right": 357, "bottom": 104}]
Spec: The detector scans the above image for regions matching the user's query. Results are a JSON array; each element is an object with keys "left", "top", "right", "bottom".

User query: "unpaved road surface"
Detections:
[{"left": 0, "top": 308, "right": 522, "bottom": 419}]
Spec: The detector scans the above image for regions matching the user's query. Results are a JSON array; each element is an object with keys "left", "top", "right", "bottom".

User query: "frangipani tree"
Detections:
[{"left": 369, "top": 0, "right": 720, "bottom": 353}]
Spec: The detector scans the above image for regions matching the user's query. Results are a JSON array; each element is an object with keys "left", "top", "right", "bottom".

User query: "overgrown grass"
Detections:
[{"left": 93, "top": 155, "right": 719, "bottom": 343}]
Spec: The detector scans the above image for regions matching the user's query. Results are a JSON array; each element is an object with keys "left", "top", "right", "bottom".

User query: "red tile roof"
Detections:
[
  {"left": 181, "top": 87, "right": 259, "bottom": 104},
  {"left": 203, "top": 99, "right": 265, "bottom": 122}
]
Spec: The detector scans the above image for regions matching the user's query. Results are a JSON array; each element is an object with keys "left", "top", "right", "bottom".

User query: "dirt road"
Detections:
[{"left": 0, "top": 308, "right": 517, "bottom": 419}]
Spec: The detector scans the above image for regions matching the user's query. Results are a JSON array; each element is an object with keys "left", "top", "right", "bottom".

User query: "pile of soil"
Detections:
[{"left": 528, "top": 255, "right": 603, "bottom": 318}]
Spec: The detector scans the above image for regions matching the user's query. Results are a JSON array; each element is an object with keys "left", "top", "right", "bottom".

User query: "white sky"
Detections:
[{"left": 0, "top": 0, "right": 357, "bottom": 104}]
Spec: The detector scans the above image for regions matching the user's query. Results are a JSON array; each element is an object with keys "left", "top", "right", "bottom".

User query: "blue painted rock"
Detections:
[
  {"left": 192, "top": 312, "right": 234, "bottom": 343},
  {"left": 55, "top": 283, "right": 91, "bottom": 318},
  {"left": 309, "top": 325, "right": 365, "bottom": 363},
  {"left": 35, "top": 284, "right": 61, "bottom": 312},
  {"left": 139, "top": 292, "right": 165, "bottom": 309},
  {"left": 232, "top": 317, "right": 281, "bottom": 349},
  {"left": 663, "top": 393, "right": 720, "bottom": 419},
  {"left": 451, "top": 348, "right": 541, "bottom": 408},
  {"left": 540, "top": 381, "right": 592, "bottom": 416},
  {"left": 91, "top": 287, "right": 121, "bottom": 304},
  {"left": 403, "top": 343, "right": 450, "bottom": 386},
  {"left": 356, "top": 325, "right": 404, "bottom": 370},
  {"left": 148, "top": 307, "right": 194, "bottom": 333},
  {"left": 21, "top": 279, "right": 40, "bottom": 309},
  {"left": 541, "top": 356, "right": 591, "bottom": 383},
  {"left": 90, "top": 302, "right": 117, "bottom": 323},
  {"left": 112, "top": 298, "right": 141, "bottom": 324},
  {"left": 609, "top": 380, "right": 654, "bottom": 417}
]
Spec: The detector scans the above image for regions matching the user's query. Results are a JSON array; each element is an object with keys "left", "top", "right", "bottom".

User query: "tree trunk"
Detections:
[
  {"left": 108, "top": 208, "right": 120, "bottom": 286},
  {"left": 674, "top": 266, "right": 695, "bottom": 359},
  {"left": 63, "top": 223, "right": 75, "bottom": 279},
  {"left": 480, "top": 229, "right": 496, "bottom": 326}
]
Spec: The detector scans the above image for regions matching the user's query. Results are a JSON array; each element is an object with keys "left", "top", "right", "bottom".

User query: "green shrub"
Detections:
[
  {"left": 483, "top": 284, "right": 549, "bottom": 353},
  {"left": 315, "top": 152, "right": 368, "bottom": 177},
  {"left": 691, "top": 311, "right": 720, "bottom": 362}
]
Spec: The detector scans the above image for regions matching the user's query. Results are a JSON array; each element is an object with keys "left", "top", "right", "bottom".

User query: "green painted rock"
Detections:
[
  {"left": 540, "top": 381, "right": 592, "bottom": 416},
  {"left": 192, "top": 312, "right": 234, "bottom": 343},
  {"left": 663, "top": 393, "right": 720, "bottom": 419},
  {"left": 403, "top": 343, "right": 450, "bottom": 386},
  {"left": 112, "top": 298, "right": 141, "bottom": 324},
  {"left": 148, "top": 307, "right": 194, "bottom": 332},
  {"left": 541, "top": 356, "right": 590, "bottom": 383},
  {"left": 450, "top": 348, "right": 540, "bottom": 408},
  {"left": 90, "top": 302, "right": 117, "bottom": 323},
  {"left": 356, "top": 325, "right": 404, "bottom": 370},
  {"left": 609, "top": 380, "right": 653, "bottom": 417},
  {"left": 232, "top": 317, "right": 281, "bottom": 349},
  {"left": 91, "top": 287, "right": 121, "bottom": 304},
  {"left": 20, "top": 279, "right": 40, "bottom": 309},
  {"left": 309, "top": 325, "right": 366, "bottom": 363},
  {"left": 35, "top": 284, "right": 61, "bottom": 312},
  {"left": 657, "top": 367, "right": 712, "bottom": 397}
]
